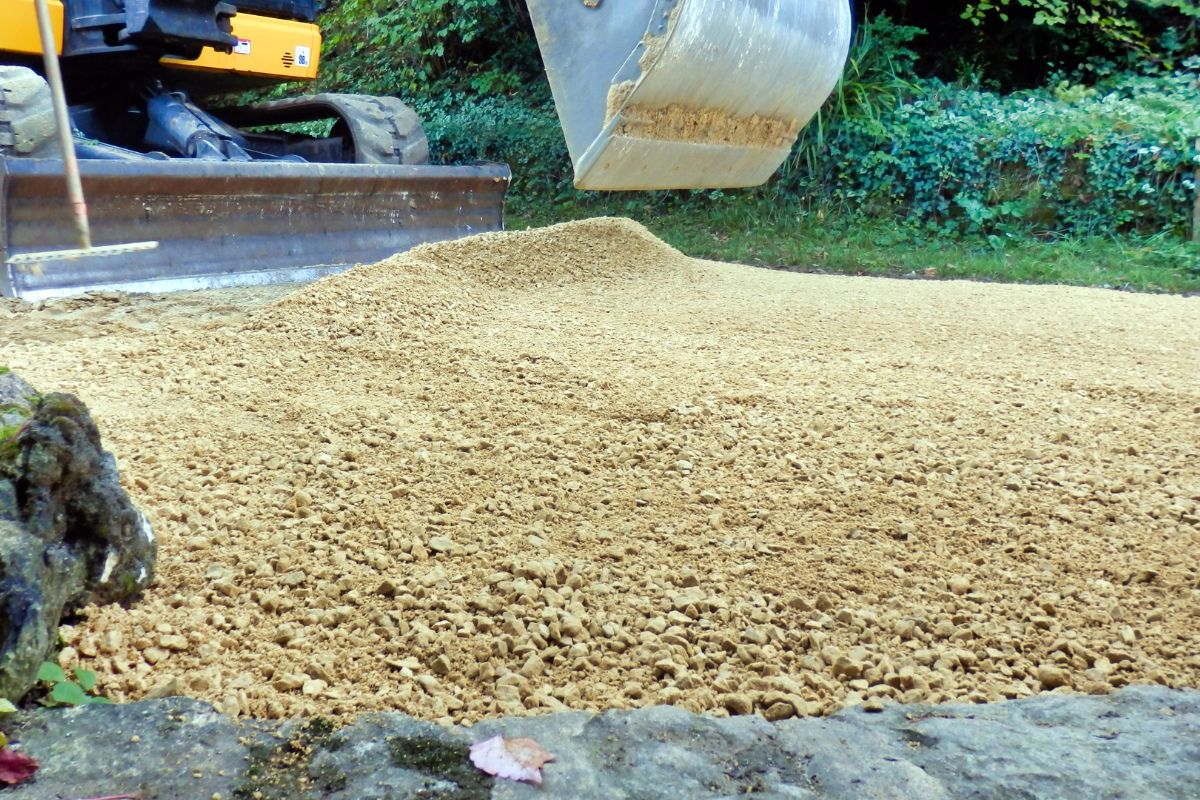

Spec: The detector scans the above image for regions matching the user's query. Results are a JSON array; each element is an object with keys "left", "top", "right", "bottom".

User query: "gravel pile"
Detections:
[{"left": 4, "top": 218, "right": 1198, "bottom": 724}]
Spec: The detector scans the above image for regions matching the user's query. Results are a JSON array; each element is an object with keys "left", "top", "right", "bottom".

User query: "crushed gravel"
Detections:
[{"left": 3, "top": 217, "right": 1198, "bottom": 724}]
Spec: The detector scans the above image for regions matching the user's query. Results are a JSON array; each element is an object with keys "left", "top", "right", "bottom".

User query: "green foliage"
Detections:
[
  {"left": 414, "top": 92, "right": 575, "bottom": 203},
  {"left": 791, "top": 16, "right": 924, "bottom": 178},
  {"left": 783, "top": 61, "right": 1200, "bottom": 238},
  {"left": 317, "top": 0, "right": 535, "bottom": 96},
  {"left": 962, "top": 0, "right": 1145, "bottom": 48},
  {"left": 35, "top": 662, "right": 110, "bottom": 707},
  {"left": 961, "top": 0, "right": 1200, "bottom": 46},
  {"left": 860, "top": 1, "right": 1197, "bottom": 86}
]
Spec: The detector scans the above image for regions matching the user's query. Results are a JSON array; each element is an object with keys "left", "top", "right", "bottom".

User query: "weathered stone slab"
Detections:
[{"left": 1, "top": 687, "right": 1197, "bottom": 799}]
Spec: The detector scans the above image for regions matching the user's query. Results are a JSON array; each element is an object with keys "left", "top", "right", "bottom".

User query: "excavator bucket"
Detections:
[
  {"left": 1, "top": 158, "right": 510, "bottom": 300},
  {"left": 527, "top": 0, "right": 852, "bottom": 191}
]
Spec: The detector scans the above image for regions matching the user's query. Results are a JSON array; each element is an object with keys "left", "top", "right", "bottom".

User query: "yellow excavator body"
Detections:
[
  {"left": 160, "top": 14, "right": 321, "bottom": 82},
  {"left": 1, "top": 0, "right": 320, "bottom": 81},
  {"left": 0, "top": 0, "right": 64, "bottom": 55}
]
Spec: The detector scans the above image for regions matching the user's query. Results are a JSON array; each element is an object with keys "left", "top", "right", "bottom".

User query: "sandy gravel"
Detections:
[{"left": 2, "top": 218, "right": 1198, "bottom": 724}]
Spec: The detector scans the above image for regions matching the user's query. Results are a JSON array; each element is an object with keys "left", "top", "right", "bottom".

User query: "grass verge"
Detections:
[{"left": 508, "top": 196, "right": 1200, "bottom": 294}]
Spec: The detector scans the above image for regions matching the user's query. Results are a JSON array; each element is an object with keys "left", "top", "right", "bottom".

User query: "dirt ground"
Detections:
[{"left": 3, "top": 218, "right": 1198, "bottom": 724}]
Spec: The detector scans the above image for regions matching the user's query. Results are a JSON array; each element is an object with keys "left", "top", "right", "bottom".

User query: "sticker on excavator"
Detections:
[{"left": 527, "top": 0, "right": 852, "bottom": 190}]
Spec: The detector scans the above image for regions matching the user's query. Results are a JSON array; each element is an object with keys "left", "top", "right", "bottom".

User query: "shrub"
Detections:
[
  {"left": 317, "top": 0, "right": 536, "bottom": 97},
  {"left": 788, "top": 65, "right": 1200, "bottom": 236},
  {"left": 413, "top": 92, "right": 575, "bottom": 203}
]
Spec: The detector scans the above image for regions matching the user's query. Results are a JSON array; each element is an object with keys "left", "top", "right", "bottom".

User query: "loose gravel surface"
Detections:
[{"left": 3, "top": 218, "right": 1198, "bottom": 724}]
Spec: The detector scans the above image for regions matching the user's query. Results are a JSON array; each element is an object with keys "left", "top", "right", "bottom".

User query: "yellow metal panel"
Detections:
[
  {"left": 161, "top": 14, "right": 321, "bottom": 81},
  {"left": 0, "top": 0, "right": 65, "bottom": 55}
]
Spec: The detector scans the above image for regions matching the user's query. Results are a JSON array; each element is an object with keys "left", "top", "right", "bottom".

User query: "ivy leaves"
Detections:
[
  {"left": 793, "top": 70, "right": 1199, "bottom": 238},
  {"left": 35, "top": 662, "right": 111, "bottom": 707}
]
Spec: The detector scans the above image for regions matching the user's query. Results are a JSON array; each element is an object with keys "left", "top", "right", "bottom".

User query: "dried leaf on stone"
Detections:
[
  {"left": 0, "top": 748, "right": 38, "bottom": 784},
  {"left": 469, "top": 735, "right": 555, "bottom": 785}
]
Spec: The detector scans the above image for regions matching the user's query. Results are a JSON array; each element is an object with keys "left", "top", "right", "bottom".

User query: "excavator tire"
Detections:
[{"left": 0, "top": 66, "right": 60, "bottom": 158}]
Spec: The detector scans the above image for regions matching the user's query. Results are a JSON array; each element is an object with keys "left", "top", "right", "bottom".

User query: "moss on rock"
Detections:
[{"left": 0, "top": 370, "right": 156, "bottom": 701}]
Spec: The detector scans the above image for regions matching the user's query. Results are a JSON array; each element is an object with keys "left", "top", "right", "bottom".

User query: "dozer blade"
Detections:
[
  {"left": 1, "top": 158, "right": 510, "bottom": 300},
  {"left": 527, "top": 0, "right": 852, "bottom": 191}
]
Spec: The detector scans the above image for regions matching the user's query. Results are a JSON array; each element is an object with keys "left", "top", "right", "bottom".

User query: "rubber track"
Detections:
[
  {"left": 332, "top": 94, "right": 429, "bottom": 166},
  {"left": 218, "top": 93, "right": 430, "bottom": 165},
  {"left": 0, "top": 66, "right": 59, "bottom": 158}
]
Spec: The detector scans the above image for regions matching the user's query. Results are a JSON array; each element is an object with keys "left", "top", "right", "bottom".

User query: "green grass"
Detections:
[{"left": 508, "top": 196, "right": 1200, "bottom": 294}]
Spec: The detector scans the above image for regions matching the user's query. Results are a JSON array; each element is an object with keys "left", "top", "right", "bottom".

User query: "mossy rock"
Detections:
[{"left": 0, "top": 370, "right": 156, "bottom": 701}]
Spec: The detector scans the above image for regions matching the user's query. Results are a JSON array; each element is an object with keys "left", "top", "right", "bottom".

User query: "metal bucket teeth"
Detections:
[
  {"left": 528, "top": 0, "right": 852, "bottom": 190},
  {"left": 1, "top": 158, "right": 510, "bottom": 299}
]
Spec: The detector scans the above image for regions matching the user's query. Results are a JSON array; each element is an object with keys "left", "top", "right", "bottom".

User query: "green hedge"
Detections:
[
  {"left": 790, "top": 69, "right": 1200, "bottom": 237},
  {"left": 413, "top": 92, "right": 573, "bottom": 201}
]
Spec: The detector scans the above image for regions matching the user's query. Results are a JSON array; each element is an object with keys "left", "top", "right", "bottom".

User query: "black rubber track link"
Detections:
[
  {"left": 219, "top": 93, "right": 430, "bottom": 165},
  {"left": 0, "top": 66, "right": 60, "bottom": 158}
]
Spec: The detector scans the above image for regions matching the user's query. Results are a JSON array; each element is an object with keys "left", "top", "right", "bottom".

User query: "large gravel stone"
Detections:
[
  {"left": 0, "top": 687, "right": 1196, "bottom": 798},
  {"left": 0, "top": 371, "right": 155, "bottom": 699}
]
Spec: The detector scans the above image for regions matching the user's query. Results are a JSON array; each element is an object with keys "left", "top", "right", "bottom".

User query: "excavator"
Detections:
[{"left": 0, "top": 0, "right": 851, "bottom": 299}]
